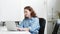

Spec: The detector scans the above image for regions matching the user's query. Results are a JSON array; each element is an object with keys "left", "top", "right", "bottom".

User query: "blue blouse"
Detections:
[{"left": 18, "top": 17, "right": 40, "bottom": 34}]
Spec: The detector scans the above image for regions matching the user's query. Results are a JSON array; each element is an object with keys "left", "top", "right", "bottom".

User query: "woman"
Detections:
[{"left": 17, "top": 6, "right": 40, "bottom": 34}]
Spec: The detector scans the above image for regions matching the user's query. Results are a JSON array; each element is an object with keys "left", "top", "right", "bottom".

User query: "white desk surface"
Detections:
[{"left": 0, "top": 26, "right": 31, "bottom": 34}]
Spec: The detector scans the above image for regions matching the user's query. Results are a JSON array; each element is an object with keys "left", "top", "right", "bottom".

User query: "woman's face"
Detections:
[{"left": 24, "top": 9, "right": 31, "bottom": 18}]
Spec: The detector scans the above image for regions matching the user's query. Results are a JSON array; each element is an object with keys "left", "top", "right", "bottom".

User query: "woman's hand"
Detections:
[
  {"left": 16, "top": 27, "right": 20, "bottom": 31},
  {"left": 23, "top": 28, "right": 29, "bottom": 31},
  {"left": 16, "top": 27, "right": 29, "bottom": 31},
  {"left": 16, "top": 27, "right": 23, "bottom": 31}
]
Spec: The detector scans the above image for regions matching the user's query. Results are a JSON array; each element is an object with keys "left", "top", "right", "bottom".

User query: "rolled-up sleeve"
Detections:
[{"left": 28, "top": 18, "right": 40, "bottom": 32}]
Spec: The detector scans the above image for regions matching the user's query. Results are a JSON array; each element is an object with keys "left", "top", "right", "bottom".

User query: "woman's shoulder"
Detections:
[{"left": 32, "top": 17, "right": 39, "bottom": 20}]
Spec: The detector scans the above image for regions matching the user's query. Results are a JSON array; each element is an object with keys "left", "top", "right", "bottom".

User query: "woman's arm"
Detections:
[
  {"left": 28, "top": 18, "right": 40, "bottom": 32},
  {"left": 17, "top": 18, "right": 40, "bottom": 32},
  {"left": 17, "top": 20, "right": 29, "bottom": 31},
  {"left": 17, "top": 20, "right": 24, "bottom": 31}
]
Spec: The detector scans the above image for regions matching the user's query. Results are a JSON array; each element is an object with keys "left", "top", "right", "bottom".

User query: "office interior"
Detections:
[
  {"left": 0, "top": 0, "right": 47, "bottom": 34},
  {"left": 0, "top": 0, "right": 60, "bottom": 34}
]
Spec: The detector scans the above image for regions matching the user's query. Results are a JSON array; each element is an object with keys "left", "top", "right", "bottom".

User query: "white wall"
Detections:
[
  {"left": 0, "top": 0, "right": 24, "bottom": 21},
  {"left": 0, "top": 0, "right": 47, "bottom": 21},
  {"left": 56, "top": 0, "right": 60, "bottom": 12}
]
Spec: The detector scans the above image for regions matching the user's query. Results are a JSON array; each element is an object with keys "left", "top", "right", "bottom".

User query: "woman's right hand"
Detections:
[
  {"left": 16, "top": 27, "right": 24, "bottom": 31},
  {"left": 16, "top": 27, "right": 21, "bottom": 31},
  {"left": 16, "top": 27, "right": 29, "bottom": 31}
]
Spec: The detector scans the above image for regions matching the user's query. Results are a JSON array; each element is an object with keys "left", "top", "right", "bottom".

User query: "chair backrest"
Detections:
[
  {"left": 52, "top": 23, "right": 59, "bottom": 34},
  {"left": 39, "top": 18, "right": 46, "bottom": 34}
]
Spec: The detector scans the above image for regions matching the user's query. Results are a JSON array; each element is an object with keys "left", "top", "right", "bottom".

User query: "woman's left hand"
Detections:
[{"left": 23, "top": 28, "right": 29, "bottom": 31}]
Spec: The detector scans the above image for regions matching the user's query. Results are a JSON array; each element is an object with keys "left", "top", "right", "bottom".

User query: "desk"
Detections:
[
  {"left": 0, "top": 31, "right": 31, "bottom": 34},
  {"left": 0, "top": 26, "right": 31, "bottom": 34}
]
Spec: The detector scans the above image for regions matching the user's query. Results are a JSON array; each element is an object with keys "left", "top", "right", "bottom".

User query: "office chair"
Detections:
[
  {"left": 39, "top": 18, "right": 46, "bottom": 34},
  {"left": 52, "top": 23, "right": 59, "bottom": 34}
]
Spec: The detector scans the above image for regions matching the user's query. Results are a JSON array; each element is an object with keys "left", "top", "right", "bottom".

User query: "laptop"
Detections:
[{"left": 5, "top": 21, "right": 18, "bottom": 31}]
